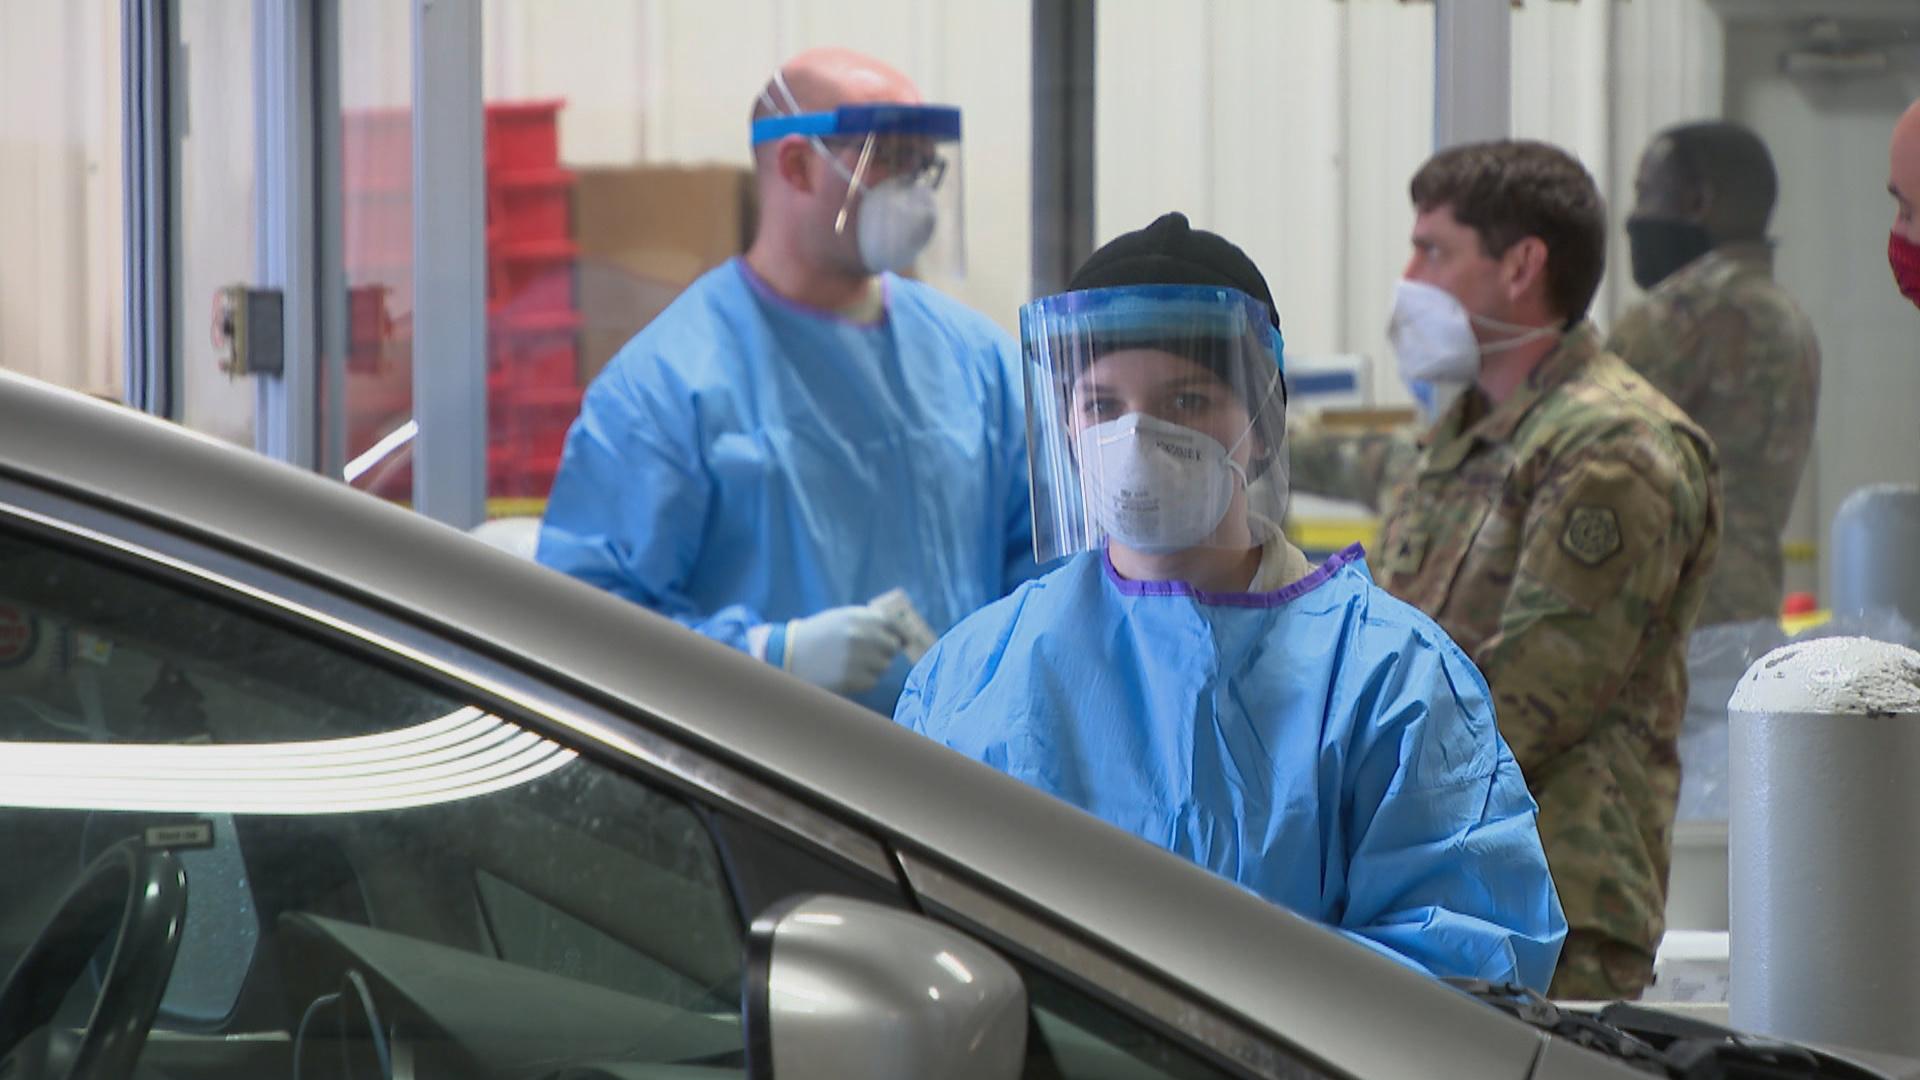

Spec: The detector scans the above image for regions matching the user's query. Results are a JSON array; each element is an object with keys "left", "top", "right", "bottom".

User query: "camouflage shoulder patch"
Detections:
[{"left": 1561, "top": 505, "right": 1623, "bottom": 567}]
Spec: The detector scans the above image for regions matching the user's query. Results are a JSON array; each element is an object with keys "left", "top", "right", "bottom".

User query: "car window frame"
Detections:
[
  {"left": 0, "top": 477, "right": 898, "bottom": 885},
  {"left": 0, "top": 475, "right": 1328, "bottom": 1080}
]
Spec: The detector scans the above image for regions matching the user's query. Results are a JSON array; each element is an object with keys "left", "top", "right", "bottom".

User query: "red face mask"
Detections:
[{"left": 1890, "top": 231, "right": 1920, "bottom": 307}]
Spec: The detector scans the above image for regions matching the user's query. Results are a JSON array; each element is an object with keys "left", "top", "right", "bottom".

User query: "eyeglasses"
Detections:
[{"left": 823, "top": 134, "right": 950, "bottom": 190}]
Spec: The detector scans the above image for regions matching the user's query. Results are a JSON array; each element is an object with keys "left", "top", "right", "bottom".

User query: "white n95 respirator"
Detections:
[{"left": 1077, "top": 413, "right": 1248, "bottom": 555}]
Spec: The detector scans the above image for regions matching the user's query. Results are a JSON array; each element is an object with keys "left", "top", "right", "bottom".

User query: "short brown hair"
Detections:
[{"left": 1409, "top": 140, "right": 1607, "bottom": 322}]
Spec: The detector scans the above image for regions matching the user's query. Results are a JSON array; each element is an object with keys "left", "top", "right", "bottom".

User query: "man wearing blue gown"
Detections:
[
  {"left": 539, "top": 47, "right": 1036, "bottom": 714},
  {"left": 896, "top": 213, "right": 1566, "bottom": 991}
]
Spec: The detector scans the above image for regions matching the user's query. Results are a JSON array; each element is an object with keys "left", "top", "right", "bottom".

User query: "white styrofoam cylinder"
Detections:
[
  {"left": 1830, "top": 483, "right": 1920, "bottom": 624},
  {"left": 1728, "top": 636, "right": 1920, "bottom": 1056}
]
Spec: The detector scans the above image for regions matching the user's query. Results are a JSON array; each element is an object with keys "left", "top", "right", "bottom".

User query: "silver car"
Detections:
[{"left": 0, "top": 372, "right": 1893, "bottom": 1080}]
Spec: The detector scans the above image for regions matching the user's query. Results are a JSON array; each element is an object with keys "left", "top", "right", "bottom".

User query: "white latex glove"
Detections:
[{"left": 784, "top": 605, "right": 907, "bottom": 695}]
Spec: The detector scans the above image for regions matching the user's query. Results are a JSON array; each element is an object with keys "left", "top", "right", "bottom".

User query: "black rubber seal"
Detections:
[{"left": 742, "top": 893, "right": 816, "bottom": 1080}]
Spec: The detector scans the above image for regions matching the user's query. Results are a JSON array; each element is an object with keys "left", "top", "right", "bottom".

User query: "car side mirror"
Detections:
[{"left": 743, "top": 894, "right": 1027, "bottom": 1080}]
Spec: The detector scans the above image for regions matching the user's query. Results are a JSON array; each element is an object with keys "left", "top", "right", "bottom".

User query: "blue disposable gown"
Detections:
[
  {"left": 895, "top": 545, "right": 1567, "bottom": 990},
  {"left": 539, "top": 259, "right": 1039, "bottom": 713}
]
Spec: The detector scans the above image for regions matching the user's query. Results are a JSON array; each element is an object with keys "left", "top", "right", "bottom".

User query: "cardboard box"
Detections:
[{"left": 572, "top": 164, "right": 756, "bottom": 383}]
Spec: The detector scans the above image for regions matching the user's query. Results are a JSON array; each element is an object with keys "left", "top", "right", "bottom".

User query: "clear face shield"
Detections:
[
  {"left": 1021, "top": 285, "right": 1290, "bottom": 565},
  {"left": 752, "top": 79, "right": 965, "bottom": 279}
]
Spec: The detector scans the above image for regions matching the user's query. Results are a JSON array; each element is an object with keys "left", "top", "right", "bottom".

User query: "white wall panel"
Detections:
[
  {"left": 1097, "top": 0, "right": 1433, "bottom": 402},
  {"left": 0, "top": 0, "right": 77, "bottom": 388},
  {"left": 1598, "top": 0, "right": 1723, "bottom": 325},
  {"left": 1511, "top": 0, "right": 1609, "bottom": 170},
  {"left": 634, "top": 0, "right": 775, "bottom": 166},
  {"left": 174, "top": 0, "right": 257, "bottom": 444},
  {"left": 1510, "top": 0, "right": 1613, "bottom": 326},
  {"left": 338, "top": 0, "right": 411, "bottom": 109},
  {"left": 0, "top": 0, "right": 121, "bottom": 397},
  {"left": 1095, "top": 0, "right": 1211, "bottom": 243},
  {"left": 927, "top": 0, "right": 1031, "bottom": 335},
  {"left": 81, "top": 0, "right": 124, "bottom": 397},
  {"left": 1210, "top": 0, "right": 1345, "bottom": 362},
  {"left": 484, "top": 0, "right": 646, "bottom": 167},
  {"left": 1342, "top": 0, "right": 1434, "bottom": 404}
]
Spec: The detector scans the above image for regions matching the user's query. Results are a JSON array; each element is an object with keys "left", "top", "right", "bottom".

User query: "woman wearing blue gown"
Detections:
[{"left": 894, "top": 212, "right": 1566, "bottom": 991}]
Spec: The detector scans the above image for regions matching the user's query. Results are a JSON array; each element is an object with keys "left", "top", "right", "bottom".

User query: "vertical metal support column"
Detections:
[
  {"left": 1030, "top": 0, "right": 1096, "bottom": 300},
  {"left": 411, "top": 0, "right": 487, "bottom": 528},
  {"left": 1433, "top": 0, "right": 1510, "bottom": 150},
  {"left": 254, "top": 0, "right": 319, "bottom": 467},
  {"left": 122, "top": 0, "right": 173, "bottom": 416}
]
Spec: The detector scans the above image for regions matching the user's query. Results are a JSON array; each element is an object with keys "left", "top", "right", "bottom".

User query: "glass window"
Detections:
[
  {"left": 477, "top": 866, "right": 731, "bottom": 1009},
  {"left": 172, "top": 1, "right": 259, "bottom": 446},
  {"left": 1023, "top": 965, "right": 1262, "bottom": 1080},
  {"left": 333, "top": 0, "right": 419, "bottom": 501},
  {"left": 0, "top": 0, "right": 124, "bottom": 401},
  {"left": 0, "top": 518, "right": 750, "bottom": 1075}
]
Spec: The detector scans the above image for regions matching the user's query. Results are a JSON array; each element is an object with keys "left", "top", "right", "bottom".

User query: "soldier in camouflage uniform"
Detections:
[
  {"left": 1609, "top": 122, "right": 1819, "bottom": 627},
  {"left": 1292, "top": 141, "right": 1721, "bottom": 999}
]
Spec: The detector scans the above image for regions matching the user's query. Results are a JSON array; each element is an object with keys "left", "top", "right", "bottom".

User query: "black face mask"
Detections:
[{"left": 1626, "top": 218, "right": 1714, "bottom": 290}]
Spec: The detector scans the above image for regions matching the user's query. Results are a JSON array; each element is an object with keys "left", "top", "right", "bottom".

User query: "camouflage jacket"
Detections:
[
  {"left": 1294, "top": 324, "right": 1721, "bottom": 964},
  {"left": 1607, "top": 244, "right": 1819, "bottom": 626}
]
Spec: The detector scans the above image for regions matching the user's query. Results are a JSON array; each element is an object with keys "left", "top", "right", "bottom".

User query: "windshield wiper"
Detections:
[{"left": 1443, "top": 979, "right": 1893, "bottom": 1079}]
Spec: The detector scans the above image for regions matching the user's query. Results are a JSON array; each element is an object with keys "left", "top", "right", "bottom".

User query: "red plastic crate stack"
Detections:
[
  {"left": 485, "top": 101, "right": 582, "bottom": 501},
  {"left": 339, "top": 101, "right": 584, "bottom": 503}
]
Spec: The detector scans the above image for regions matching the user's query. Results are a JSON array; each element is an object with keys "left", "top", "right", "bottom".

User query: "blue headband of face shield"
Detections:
[
  {"left": 1019, "top": 285, "right": 1287, "bottom": 377},
  {"left": 750, "top": 104, "right": 963, "bottom": 146}
]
